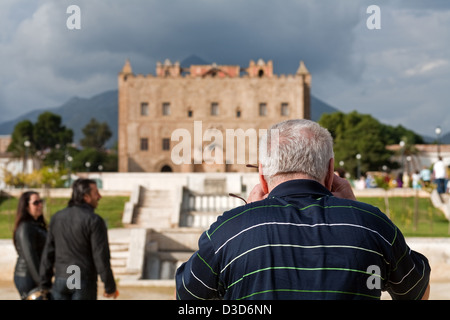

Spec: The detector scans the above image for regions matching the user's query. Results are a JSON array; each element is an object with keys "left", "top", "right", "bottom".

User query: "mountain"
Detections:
[
  {"left": 421, "top": 132, "right": 450, "bottom": 144},
  {"left": 0, "top": 89, "right": 340, "bottom": 149},
  {"left": 2, "top": 87, "right": 448, "bottom": 147},
  {"left": 180, "top": 54, "right": 210, "bottom": 68},
  {"left": 442, "top": 132, "right": 450, "bottom": 144},
  {"left": 310, "top": 96, "right": 339, "bottom": 122},
  {"left": 0, "top": 90, "right": 118, "bottom": 148}
]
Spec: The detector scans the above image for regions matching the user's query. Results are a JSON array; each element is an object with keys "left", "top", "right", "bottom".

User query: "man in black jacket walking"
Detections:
[{"left": 40, "top": 178, "right": 117, "bottom": 300}]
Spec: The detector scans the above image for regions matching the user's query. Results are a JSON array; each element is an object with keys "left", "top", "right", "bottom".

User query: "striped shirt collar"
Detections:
[{"left": 268, "top": 179, "right": 332, "bottom": 199}]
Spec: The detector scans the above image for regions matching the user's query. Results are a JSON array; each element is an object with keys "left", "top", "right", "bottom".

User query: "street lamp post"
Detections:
[
  {"left": 399, "top": 140, "right": 406, "bottom": 173},
  {"left": 67, "top": 156, "right": 73, "bottom": 187},
  {"left": 435, "top": 126, "right": 442, "bottom": 158},
  {"left": 406, "top": 156, "right": 412, "bottom": 175},
  {"left": 23, "top": 140, "right": 31, "bottom": 174},
  {"left": 356, "top": 154, "right": 361, "bottom": 179}
]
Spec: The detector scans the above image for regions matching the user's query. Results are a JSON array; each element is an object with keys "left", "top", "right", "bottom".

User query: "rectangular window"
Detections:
[
  {"left": 211, "top": 102, "right": 219, "bottom": 116},
  {"left": 140, "top": 138, "right": 148, "bottom": 151},
  {"left": 259, "top": 103, "right": 267, "bottom": 116},
  {"left": 188, "top": 110, "right": 193, "bottom": 117},
  {"left": 162, "top": 102, "right": 170, "bottom": 116},
  {"left": 236, "top": 110, "right": 241, "bottom": 118},
  {"left": 281, "top": 103, "right": 289, "bottom": 116},
  {"left": 140, "top": 102, "right": 149, "bottom": 116},
  {"left": 162, "top": 138, "right": 170, "bottom": 151}
]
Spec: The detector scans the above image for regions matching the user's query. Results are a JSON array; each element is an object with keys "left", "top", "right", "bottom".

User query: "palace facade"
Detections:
[{"left": 118, "top": 58, "right": 311, "bottom": 172}]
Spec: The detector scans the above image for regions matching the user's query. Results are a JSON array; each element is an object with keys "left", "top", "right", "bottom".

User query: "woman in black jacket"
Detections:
[{"left": 13, "top": 191, "right": 47, "bottom": 299}]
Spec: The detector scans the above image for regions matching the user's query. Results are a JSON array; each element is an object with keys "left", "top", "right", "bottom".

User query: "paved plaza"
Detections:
[
  {"left": 0, "top": 280, "right": 175, "bottom": 300},
  {"left": 0, "top": 279, "right": 449, "bottom": 300}
]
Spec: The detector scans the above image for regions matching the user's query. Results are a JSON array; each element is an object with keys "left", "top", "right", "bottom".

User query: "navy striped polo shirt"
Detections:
[{"left": 175, "top": 179, "right": 430, "bottom": 300}]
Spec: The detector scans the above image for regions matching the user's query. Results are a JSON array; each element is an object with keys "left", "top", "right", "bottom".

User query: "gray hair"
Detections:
[{"left": 259, "top": 119, "right": 334, "bottom": 185}]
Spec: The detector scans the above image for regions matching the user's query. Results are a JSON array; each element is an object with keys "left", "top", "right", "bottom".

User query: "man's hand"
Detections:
[
  {"left": 331, "top": 173, "right": 356, "bottom": 201},
  {"left": 103, "top": 290, "right": 119, "bottom": 299},
  {"left": 247, "top": 184, "right": 268, "bottom": 203}
]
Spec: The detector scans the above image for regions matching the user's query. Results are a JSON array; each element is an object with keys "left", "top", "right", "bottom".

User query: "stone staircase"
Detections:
[
  {"left": 107, "top": 228, "right": 149, "bottom": 281},
  {"left": 107, "top": 227, "right": 204, "bottom": 281},
  {"left": 122, "top": 186, "right": 182, "bottom": 230},
  {"left": 134, "top": 189, "right": 176, "bottom": 228},
  {"left": 109, "top": 229, "right": 133, "bottom": 279},
  {"left": 114, "top": 185, "right": 244, "bottom": 280},
  {"left": 143, "top": 228, "right": 203, "bottom": 280}
]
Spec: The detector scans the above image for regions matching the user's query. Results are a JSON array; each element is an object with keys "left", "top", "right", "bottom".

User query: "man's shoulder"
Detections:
[
  {"left": 221, "top": 196, "right": 282, "bottom": 217},
  {"left": 51, "top": 204, "right": 100, "bottom": 221},
  {"left": 328, "top": 196, "right": 387, "bottom": 216},
  {"left": 327, "top": 196, "right": 397, "bottom": 231},
  {"left": 206, "top": 197, "right": 288, "bottom": 238},
  {"left": 50, "top": 206, "right": 70, "bottom": 219},
  {"left": 226, "top": 196, "right": 386, "bottom": 219}
]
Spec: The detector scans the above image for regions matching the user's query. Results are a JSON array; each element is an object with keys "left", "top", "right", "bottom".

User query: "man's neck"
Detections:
[{"left": 268, "top": 173, "right": 324, "bottom": 193}]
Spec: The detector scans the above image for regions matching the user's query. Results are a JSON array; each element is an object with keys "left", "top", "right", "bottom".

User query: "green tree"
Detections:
[
  {"left": 7, "top": 112, "right": 74, "bottom": 171},
  {"left": 33, "top": 112, "right": 73, "bottom": 151},
  {"left": 73, "top": 118, "right": 117, "bottom": 172},
  {"left": 383, "top": 124, "right": 424, "bottom": 145},
  {"left": 80, "top": 118, "right": 112, "bottom": 151},
  {"left": 71, "top": 147, "right": 107, "bottom": 172},
  {"left": 319, "top": 111, "right": 422, "bottom": 178},
  {"left": 43, "top": 144, "right": 79, "bottom": 168},
  {"left": 7, "top": 120, "right": 35, "bottom": 157}
]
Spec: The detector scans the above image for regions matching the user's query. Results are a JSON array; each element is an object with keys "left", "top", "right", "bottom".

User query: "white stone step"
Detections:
[
  {"left": 109, "top": 243, "right": 129, "bottom": 251},
  {"left": 111, "top": 250, "right": 129, "bottom": 260}
]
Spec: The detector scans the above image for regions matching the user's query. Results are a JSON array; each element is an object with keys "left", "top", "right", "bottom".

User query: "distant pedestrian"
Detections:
[
  {"left": 412, "top": 170, "right": 421, "bottom": 190},
  {"left": 13, "top": 191, "right": 47, "bottom": 299},
  {"left": 355, "top": 175, "right": 366, "bottom": 190},
  {"left": 433, "top": 156, "right": 447, "bottom": 194},
  {"left": 402, "top": 172, "right": 410, "bottom": 188},
  {"left": 420, "top": 166, "right": 431, "bottom": 187},
  {"left": 39, "top": 178, "right": 118, "bottom": 300},
  {"left": 396, "top": 172, "right": 403, "bottom": 188}
]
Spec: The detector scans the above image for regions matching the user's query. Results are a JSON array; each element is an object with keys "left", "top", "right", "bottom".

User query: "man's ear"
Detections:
[
  {"left": 324, "top": 158, "right": 335, "bottom": 191},
  {"left": 83, "top": 193, "right": 91, "bottom": 205},
  {"left": 259, "top": 163, "right": 269, "bottom": 194}
]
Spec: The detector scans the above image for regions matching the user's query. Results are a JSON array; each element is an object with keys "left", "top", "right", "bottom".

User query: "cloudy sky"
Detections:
[{"left": 1, "top": 0, "right": 450, "bottom": 138}]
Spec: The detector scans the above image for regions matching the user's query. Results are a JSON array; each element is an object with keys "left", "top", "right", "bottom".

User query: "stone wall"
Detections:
[{"left": 118, "top": 59, "right": 311, "bottom": 173}]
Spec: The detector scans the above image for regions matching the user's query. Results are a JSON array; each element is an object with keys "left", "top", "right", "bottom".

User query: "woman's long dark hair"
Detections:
[
  {"left": 13, "top": 191, "right": 47, "bottom": 249},
  {"left": 68, "top": 178, "right": 97, "bottom": 207}
]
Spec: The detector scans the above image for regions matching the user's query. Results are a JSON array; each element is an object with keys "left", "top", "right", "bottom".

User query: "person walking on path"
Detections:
[
  {"left": 13, "top": 191, "right": 47, "bottom": 299},
  {"left": 40, "top": 178, "right": 118, "bottom": 300},
  {"left": 420, "top": 166, "right": 431, "bottom": 188},
  {"left": 433, "top": 156, "right": 447, "bottom": 195},
  {"left": 176, "top": 119, "right": 430, "bottom": 300}
]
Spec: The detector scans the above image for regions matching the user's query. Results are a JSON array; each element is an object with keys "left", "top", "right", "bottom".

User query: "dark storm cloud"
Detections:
[
  {"left": 0, "top": 0, "right": 367, "bottom": 122},
  {"left": 1, "top": 0, "right": 450, "bottom": 137},
  {"left": 62, "top": 0, "right": 364, "bottom": 78}
]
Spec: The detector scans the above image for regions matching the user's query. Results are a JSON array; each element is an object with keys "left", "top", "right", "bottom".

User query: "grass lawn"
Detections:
[
  {"left": 0, "top": 195, "right": 129, "bottom": 239},
  {"left": 358, "top": 196, "right": 449, "bottom": 237},
  {"left": 0, "top": 194, "right": 448, "bottom": 239}
]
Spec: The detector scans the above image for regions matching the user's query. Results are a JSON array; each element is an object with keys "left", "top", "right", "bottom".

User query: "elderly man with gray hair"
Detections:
[{"left": 176, "top": 119, "right": 430, "bottom": 300}]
